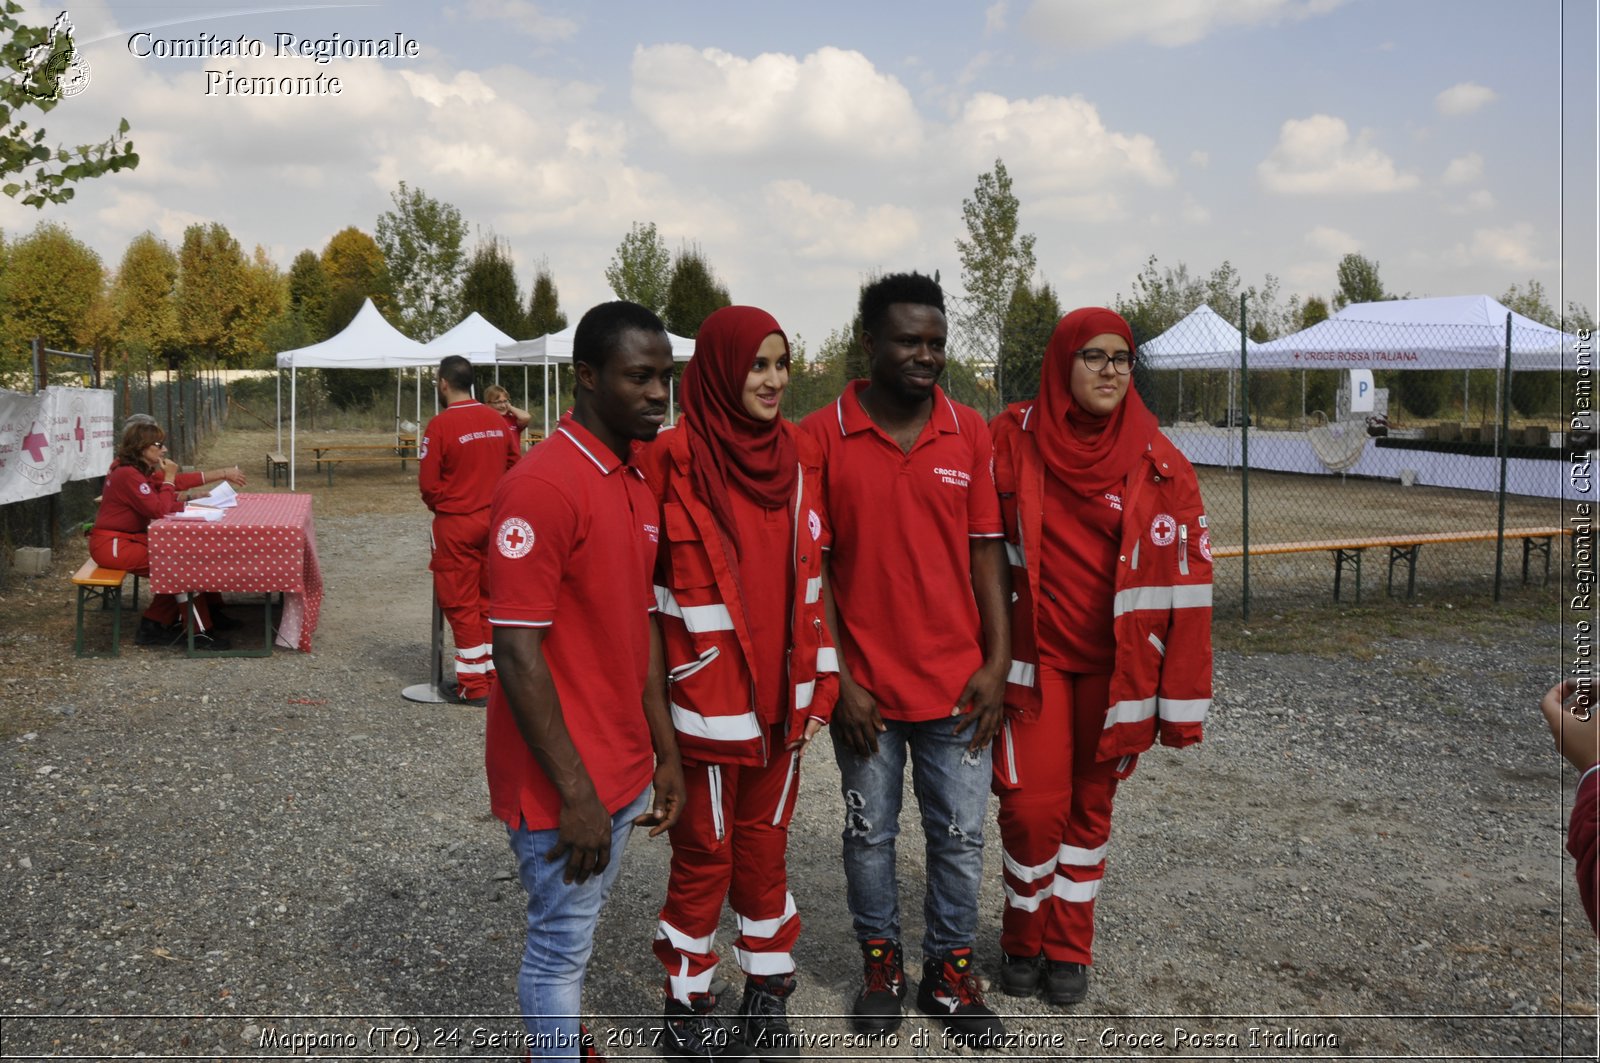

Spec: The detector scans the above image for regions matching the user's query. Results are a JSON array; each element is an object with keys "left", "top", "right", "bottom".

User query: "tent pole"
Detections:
[
  {"left": 289, "top": 364, "right": 297, "bottom": 491},
  {"left": 275, "top": 368, "right": 282, "bottom": 452},
  {"left": 395, "top": 368, "right": 402, "bottom": 433},
  {"left": 543, "top": 363, "right": 551, "bottom": 436}
]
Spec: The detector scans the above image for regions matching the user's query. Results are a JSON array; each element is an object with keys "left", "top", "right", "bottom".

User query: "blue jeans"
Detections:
[
  {"left": 833, "top": 715, "right": 992, "bottom": 961},
  {"left": 507, "top": 786, "right": 649, "bottom": 1059}
]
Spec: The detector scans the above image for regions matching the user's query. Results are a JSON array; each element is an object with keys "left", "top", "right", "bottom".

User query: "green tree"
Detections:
[
  {"left": 460, "top": 236, "right": 524, "bottom": 336},
  {"left": 997, "top": 279, "right": 1061, "bottom": 404},
  {"left": 525, "top": 263, "right": 567, "bottom": 336},
  {"left": 176, "top": 222, "right": 250, "bottom": 366},
  {"left": 1, "top": 5, "right": 138, "bottom": 208},
  {"left": 663, "top": 245, "right": 731, "bottom": 337},
  {"left": 1499, "top": 280, "right": 1561, "bottom": 417},
  {"left": 284, "top": 249, "right": 330, "bottom": 342},
  {"left": 320, "top": 227, "right": 392, "bottom": 409},
  {"left": 955, "top": 159, "right": 1036, "bottom": 397},
  {"left": 234, "top": 245, "right": 287, "bottom": 365},
  {"left": 375, "top": 180, "right": 467, "bottom": 340},
  {"left": 1296, "top": 295, "right": 1331, "bottom": 330},
  {"left": 110, "top": 232, "right": 179, "bottom": 365},
  {"left": 604, "top": 221, "right": 671, "bottom": 315},
  {"left": 1332, "top": 252, "right": 1386, "bottom": 309},
  {"left": 0, "top": 220, "right": 104, "bottom": 375}
]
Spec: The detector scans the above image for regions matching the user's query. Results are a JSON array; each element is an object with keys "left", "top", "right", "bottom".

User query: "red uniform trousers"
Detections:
[
  {"left": 430, "top": 510, "right": 493, "bottom": 698},
  {"left": 654, "top": 732, "right": 804, "bottom": 1002},
  {"left": 997, "top": 668, "right": 1124, "bottom": 966},
  {"left": 88, "top": 530, "right": 215, "bottom": 630}
]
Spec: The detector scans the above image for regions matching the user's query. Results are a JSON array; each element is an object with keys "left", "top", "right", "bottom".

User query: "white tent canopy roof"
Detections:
[
  {"left": 274, "top": 298, "right": 430, "bottom": 369},
  {"left": 497, "top": 324, "right": 696, "bottom": 365},
  {"left": 1251, "top": 295, "right": 1577, "bottom": 371},
  {"left": 1139, "top": 304, "right": 1261, "bottom": 370},
  {"left": 423, "top": 311, "right": 517, "bottom": 365}
]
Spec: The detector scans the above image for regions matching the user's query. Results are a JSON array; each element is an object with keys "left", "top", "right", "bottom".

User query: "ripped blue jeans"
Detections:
[{"left": 832, "top": 714, "right": 993, "bottom": 962}]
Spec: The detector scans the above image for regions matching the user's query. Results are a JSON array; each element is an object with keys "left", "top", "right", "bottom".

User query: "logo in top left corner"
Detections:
[
  {"left": 8, "top": 11, "right": 91, "bottom": 102},
  {"left": 497, "top": 517, "right": 535, "bottom": 559}
]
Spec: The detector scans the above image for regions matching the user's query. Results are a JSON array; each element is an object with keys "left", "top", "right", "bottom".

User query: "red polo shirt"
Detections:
[
  {"left": 800, "top": 382, "right": 1003, "bottom": 721},
  {"left": 419, "top": 399, "right": 520, "bottom": 515},
  {"left": 484, "top": 414, "right": 661, "bottom": 831}
]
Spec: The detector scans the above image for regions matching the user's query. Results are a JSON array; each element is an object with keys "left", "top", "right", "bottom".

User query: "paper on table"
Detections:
[
  {"left": 169, "top": 506, "right": 226, "bottom": 522},
  {"left": 188, "top": 481, "right": 238, "bottom": 508}
]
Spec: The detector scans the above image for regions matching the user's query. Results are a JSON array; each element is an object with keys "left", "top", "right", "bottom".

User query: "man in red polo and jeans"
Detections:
[
  {"left": 419, "top": 354, "right": 520, "bottom": 706},
  {"left": 800, "top": 272, "right": 1011, "bottom": 1048},
  {"left": 486, "top": 300, "right": 686, "bottom": 1059}
]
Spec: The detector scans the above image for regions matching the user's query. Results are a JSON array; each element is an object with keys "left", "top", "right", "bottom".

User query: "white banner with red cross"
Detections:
[{"left": 0, "top": 387, "right": 116, "bottom": 505}]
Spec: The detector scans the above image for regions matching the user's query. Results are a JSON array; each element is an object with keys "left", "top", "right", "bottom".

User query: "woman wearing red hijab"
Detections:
[
  {"left": 639, "top": 305, "right": 838, "bottom": 1059},
  {"left": 989, "top": 307, "right": 1213, "bottom": 1006}
]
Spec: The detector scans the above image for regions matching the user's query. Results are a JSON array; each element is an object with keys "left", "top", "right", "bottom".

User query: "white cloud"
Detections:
[
  {"left": 1435, "top": 81, "right": 1497, "bottom": 116},
  {"left": 1459, "top": 224, "right": 1547, "bottom": 271},
  {"left": 1441, "top": 152, "right": 1483, "bottom": 185},
  {"left": 1180, "top": 196, "right": 1210, "bottom": 225},
  {"left": 1305, "top": 226, "right": 1360, "bottom": 255},
  {"left": 445, "top": 0, "right": 578, "bottom": 42},
  {"left": 1189, "top": 149, "right": 1210, "bottom": 169},
  {"left": 985, "top": 2, "right": 1009, "bottom": 35},
  {"left": 631, "top": 44, "right": 922, "bottom": 158},
  {"left": 948, "top": 92, "right": 1172, "bottom": 194},
  {"left": 1257, "top": 114, "right": 1419, "bottom": 194},
  {"left": 1443, "top": 188, "right": 1496, "bottom": 215},
  {"left": 762, "top": 180, "right": 919, "bottom": 261},
  {"left": 1021, "top": 0, "right": 1344, "bottom": 49}
]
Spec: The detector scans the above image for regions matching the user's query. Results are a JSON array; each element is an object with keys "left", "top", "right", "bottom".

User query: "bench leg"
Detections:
[
  {"left": 1334, "top": 548, "right": 1365, "bottom": 603},
  {"left": 1522, "top": 536, "right": 1552, "bottom": 586},
  {"left": 1387, "top": 545, "right": 1419, "bottom": 599},
  {"left": 74, "top": 585, "right": 88, "bottom": 657},
  {"left": 75, "top": 583, "right": 124, "bottom": 658}
]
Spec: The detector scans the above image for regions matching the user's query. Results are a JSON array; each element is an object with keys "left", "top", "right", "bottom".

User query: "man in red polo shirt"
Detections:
[
  {"left": 486, "top": 300, "right": 686, "bottom": 1058},
  {"left": 419, "top": 354, "right": 520, "bottom": 705},
  {"left": 800, "top": 272, "right": 1011, "bottom": 1048}
]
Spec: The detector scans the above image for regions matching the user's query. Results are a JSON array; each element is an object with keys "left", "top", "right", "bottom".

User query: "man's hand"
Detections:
[
  {"left": 1540, "top": 679, "right": 1600, "bottom": 774},
  {"left": 785, "top": 717, "right": 824, "bottom": 752},
  {"left": 549, "top": 790, "right": 613, "bottom": 884},
  {"left": 952, "top": 660, "right": 1007, "bottom": 751},
  {"left": 636, "top": 756, "right": 686, "bottom": 837},
  {"left": 834, "top": 678, "right": 885, "bottom": 757}
]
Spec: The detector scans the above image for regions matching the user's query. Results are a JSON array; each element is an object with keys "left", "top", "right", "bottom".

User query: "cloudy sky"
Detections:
[{"left": 3, "top": 0, "right": 1594, "bottom": 350}]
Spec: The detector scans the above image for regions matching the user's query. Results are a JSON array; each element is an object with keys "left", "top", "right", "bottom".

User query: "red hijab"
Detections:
[
  {"left": 681, "top": 306, "right": 799, "bottom": 549},
  {"left": 1035, "top": 306, "right": 1159, "bottom": 495}
]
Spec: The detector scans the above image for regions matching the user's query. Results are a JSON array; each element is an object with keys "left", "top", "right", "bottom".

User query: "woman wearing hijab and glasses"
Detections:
[
  {"left": 988, "top": 307, "right": 1213, "bottom": 1007},
  {"left": 639, "top": 305, "right": 837, "bottom": 1060}
]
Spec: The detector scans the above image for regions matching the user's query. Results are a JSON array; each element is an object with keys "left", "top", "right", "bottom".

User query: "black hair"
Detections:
[
  {"left": 438, "top": 355, "right": 475, "bottom": 393},
  {"left": 859, "top": 272, "right": 945, "bottom": 336},
  {"left": 573, "top": 300, "right": 668, "bottom": 371}
]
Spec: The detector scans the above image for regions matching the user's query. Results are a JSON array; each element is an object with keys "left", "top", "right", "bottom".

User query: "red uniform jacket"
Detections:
[
  {"left": 419, "top": 400, "right": 520, "bottom": 515},
  {"left": 991, "top": 401, "right": 1213, "bottom": 766},
  {"left": 639, "top": 424, "right": 838, "bottom": 767},
  {"left": 93, "top": 463, "right": 181, "bottom": 535},
  {"left": 1573, "top": 768, "right": 1599, "bottom": 937}
]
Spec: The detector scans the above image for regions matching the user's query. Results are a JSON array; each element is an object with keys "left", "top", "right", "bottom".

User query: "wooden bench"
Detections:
[
  {"left": 1212, "top": 527, "right": 1573, "bottom": 602},
  {"left": 266, "top": 451, "right": 289, "bottom": 487},
  {"left": 71, "top": 560, "right": 141, "bottom": 658},
  {"left": 317, "top": 453, "right": 420, "bottom": 485}
]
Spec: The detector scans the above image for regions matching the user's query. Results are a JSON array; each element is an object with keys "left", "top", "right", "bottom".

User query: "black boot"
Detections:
[{"left": 737, "top": 973, "right": 799, "bottom": 1061}]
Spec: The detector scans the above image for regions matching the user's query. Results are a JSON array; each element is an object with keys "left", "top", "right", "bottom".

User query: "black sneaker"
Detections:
[
  {"left": 443, "top": 681, "right": 489, "bottom": 708},
  {"left": 185, "top": 630, "right": 232, "bottom": 652},
  {"left": 851, "top": 938, "right": 907, "bottom": 1035},
  {"left": 998, "top": 951, "right": 1042, "bottom": 997},
  {"left": 915, "top": 949, "right": 1007, "bottom": 1049},
  {"left": 737, "top": 973, "right": 798, "bottom": 1061},
  {"left": 135, "top": 618, "right": 180, "bottom": 647},
  {"left": 208, "top": 609, "right": 242, "bottom": 633},
  {"left": 663, "top": 994, "right": 750, "bottom": 1060},
  {"left": 1044, "top": 960, "right": 1088, "bottom": 1005}
]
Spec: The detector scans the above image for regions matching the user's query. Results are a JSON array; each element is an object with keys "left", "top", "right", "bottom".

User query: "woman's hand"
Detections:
[{"left": 221, "top": 466, "right": 247, "bottom": 487}]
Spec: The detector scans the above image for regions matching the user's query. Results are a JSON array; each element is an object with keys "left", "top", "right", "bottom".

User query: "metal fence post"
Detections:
[
  {"left": 1494, "top": 313, "right": 1512, "bottom": 601},
  {"left": 1240, "top": 293, "right": 1251, "bottom": 621}
]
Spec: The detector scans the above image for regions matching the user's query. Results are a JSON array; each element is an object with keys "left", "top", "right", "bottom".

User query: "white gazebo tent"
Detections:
[
  {"left": 1138, "top": 304, "right": 1263, "bottom": 426},
  {"left": 496, "top": 325, "right": 697, "bottom": 434},
  {"left": 274, "top": 299, "right": 431, "bottom": 489},
  {"left": 415, "top": 312, "right": 520, "bottom": 425}
]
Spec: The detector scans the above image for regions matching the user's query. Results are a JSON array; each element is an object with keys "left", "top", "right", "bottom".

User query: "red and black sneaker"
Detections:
[
  {"left": 851, "top": 938, "right": 907, "bottom": 1035},
  {"left": 915, "top": 948, "right": 1008, "bottom": 1049}
]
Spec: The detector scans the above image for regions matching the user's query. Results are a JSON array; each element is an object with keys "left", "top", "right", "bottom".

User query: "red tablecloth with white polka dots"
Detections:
[{"left": 147, "top": 493, "right": 323, "bottom": 652}]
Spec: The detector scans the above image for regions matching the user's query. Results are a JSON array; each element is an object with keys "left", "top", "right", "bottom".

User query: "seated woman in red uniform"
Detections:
[
  {"left": 90, "top": 421, "right": 238, "bottom": 649},
  {"left": 990, "top": 307, "right": 1213, "bottom": 1006},
  {"left": 639, "top": 305, "right": 838, "bottom": 1060}
]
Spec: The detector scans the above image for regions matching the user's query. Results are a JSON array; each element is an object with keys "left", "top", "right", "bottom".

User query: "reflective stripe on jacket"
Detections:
[
  {"left": 640, "top": 425, "right": 838, "bottom": 766},
  {"left": 991, "top": 402, "right": 1213, "bottom": 764}
]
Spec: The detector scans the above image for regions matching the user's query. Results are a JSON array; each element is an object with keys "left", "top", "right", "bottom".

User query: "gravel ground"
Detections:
[{"left": 0, "top": 446, "right": 1595, "bottom": 1061}]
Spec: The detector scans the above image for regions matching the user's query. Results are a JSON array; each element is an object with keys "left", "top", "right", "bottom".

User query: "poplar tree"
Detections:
[
  {"left": 955, "top": 159, "right": 1036, "bottom": 397},
  {"left": 604, "top": 221, "right": 671, "bottom": 316},
  {"left": 663, "top": 245, "right": 731, "bottom": 337},
  {"left": 460, "top": 237, "right": 524, "bottom": 336},
  {"left": 525, "top": 265, "right": 567, "bottom": 337}
]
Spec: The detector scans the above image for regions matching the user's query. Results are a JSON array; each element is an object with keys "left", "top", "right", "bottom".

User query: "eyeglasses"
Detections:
[{"left": 1075, "top": 348, "right": 1135, "bottom": 375}]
